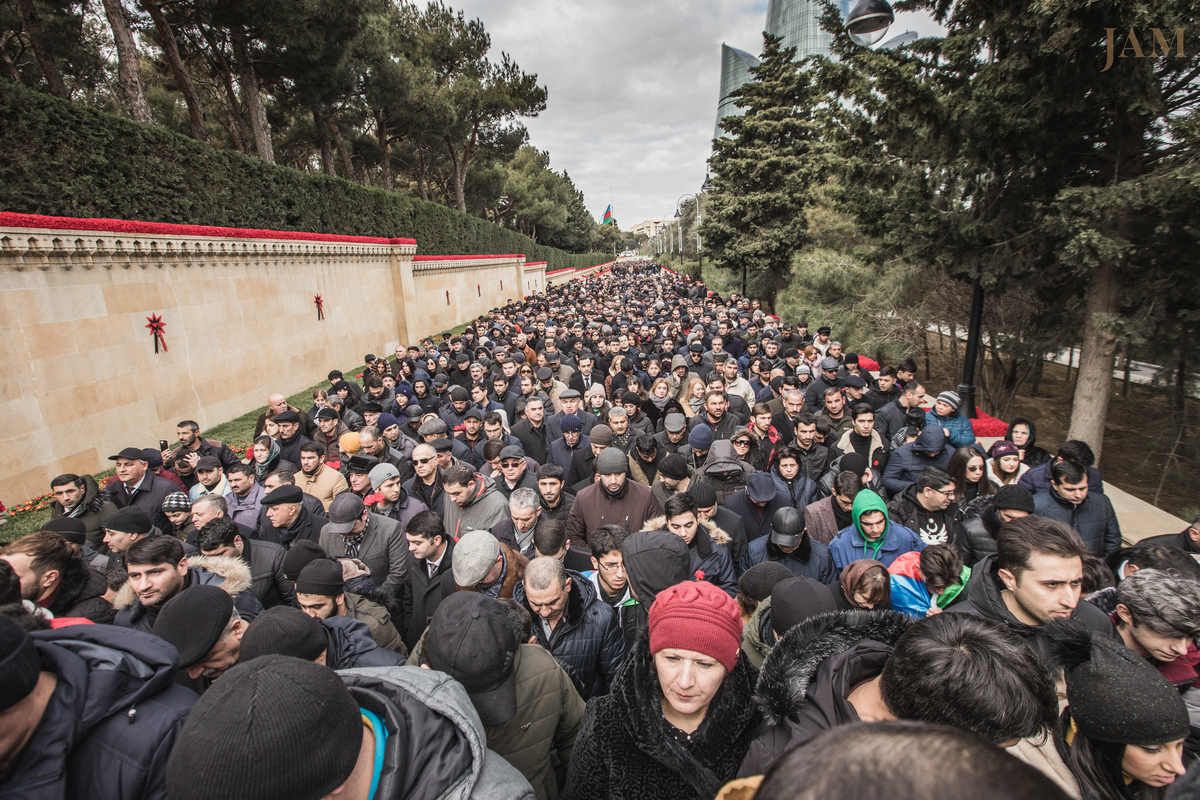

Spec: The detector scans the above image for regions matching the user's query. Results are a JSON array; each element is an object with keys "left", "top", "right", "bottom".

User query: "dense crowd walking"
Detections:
[{"left": 3, "top": 260, "right": 1200, "bottom": 800}]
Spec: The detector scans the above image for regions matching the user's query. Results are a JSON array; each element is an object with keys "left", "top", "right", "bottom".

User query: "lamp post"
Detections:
[
  {"left": 676, "top": 193, "right": 702, "bottom": 275},
  {"left": 842, "top": 1, "right": 980, "bottom": 417}
]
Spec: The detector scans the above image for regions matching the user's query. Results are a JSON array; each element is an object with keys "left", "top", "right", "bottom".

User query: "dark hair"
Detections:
[
  {"left": 662, "top": 493, "right": 698, "bottom": 521},
  {"left": 833, "top": 470, "right": 864, "bottom": 498},
  {"left": 405, "top": 510, "right": 445, "bottom": 542},
  {"left": 126, "top": 535, "right": 185, "bottom": 568},
  {"left": 1080, "top": 552, "right": 1116, "bottom": 594},
  {"left": 536, "top": 463, "right": 564, "bottom": 482},
  {"left": 481, "top": 440, "right": 507, "bottom": 461},
  {"left": 177, "top": 420, "right": 200, "bottom": 432},
  {"left": 0, "top": 560, "right": 22, "bottom": 605},
  {"left": 996, "top": 516, "right": 1087, "bottom": 581},
  {"left": 1, "top": 531, "right": 73, "bottom": 579},
  {"left": 197, "top": 517, "right": 242, "bottom": 553},
  {"left": 1051, "top": 460, "right": 1086, "bottom": 486},
  {"left": 227, "top": 463, "right": 255, "bottom": 479},
  {"left": 590, "top": 525, "right": 628, "bottom": 559},
  {"left": 1057, "top": 440, "right": 1096, "bottom": 468},
  {"left": 635, "top": 434, "right": 657, "bottom": 455},
  {"left": 823, "top": 386, "right": 842, "bottom": 400},
  {"left": 880, "top": 615, "right": 1058, "bottom": 744},
  {"left": 849, "top": 564, "right": 890, "bottom": 608},
  {"left": 795, "top": 412, "right": 817, "bottom": 429},
  {"left": 813, "top": 417, "right": 833, "bottom": 438},
  {"left": 947, "top": 446, "right": 993, "bottom": 499},
  {"left": 1110, "top": 545, "right": 1200, "bottom": 581},
  {"left": 50, "top": 473, "right": 83, "bottom": 490},
  {"left": 755, "top": 722, "right": 1069, "bottom": 800},
  {"left": 878, "top": 365, "right": 898, "bottom": 378},
  {"left": 299, "top": 442, "right": 326, "bottom": 458},
  {"left": 497, "top": 598, "right": 532, "bottom": 644},
  {"left": 533, "top": 520, "right": 568, "bottom": 557},
  {"left": 268, "top": 469, "right": 296, "bottom": 485},
  {"left": 442, "top": 464, "right": 476, "bottom": 487},
  {"left": 916, "top": 467, "right": 954, "bottom": 494},
  {"left": 1061, "top": 721, "right": 1139, "bottom": 800},
  {"left": 483, "top": 411, "right": 505, "bottom": 426},
  {"left": 849, "top": 402, "right": 874, "bottom": 420},
  {"left": 897, "top": 358, "right": 918, "bottom": 374},
  {"left": 0, "top": 602, "right": 51, "bottom": 632},
  {"left": 363, "top": 375, "right": 382, "bottom": 390},
  {"left": 919, "top": 545, "right": 965, "bottom": 592}
]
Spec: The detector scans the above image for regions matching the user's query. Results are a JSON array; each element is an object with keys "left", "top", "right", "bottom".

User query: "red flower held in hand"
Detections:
[
  {"left": 694, "top": 570, "right": 706, "bottom": 581},
  {"left": 364, "top": 492, "right": 383, "bottom": 506}
]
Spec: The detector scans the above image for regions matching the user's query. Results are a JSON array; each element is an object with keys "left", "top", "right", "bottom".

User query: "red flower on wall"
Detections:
[
  {"left": 315, "top": 294, "right": 324, "bottom": 320},
  {"left": 145, "top": 314, "right": 168, "bottom": 352}
]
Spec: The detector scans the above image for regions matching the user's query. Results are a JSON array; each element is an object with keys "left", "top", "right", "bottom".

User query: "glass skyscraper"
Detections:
[
  {"left": 765, "top": 0, "right": 853, "bottom": 60},
  {"left": 713, "top": 44, "right": 761, "bottom": 139}
]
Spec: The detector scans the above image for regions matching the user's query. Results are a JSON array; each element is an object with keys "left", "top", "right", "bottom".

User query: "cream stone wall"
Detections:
[{"left": 0, "top": 221, "right": 547, "bottom": 505}]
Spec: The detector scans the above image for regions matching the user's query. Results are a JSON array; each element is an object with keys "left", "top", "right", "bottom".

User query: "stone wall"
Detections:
[{"left": 0, "top": 213, "right": 547, "bottom": 505}]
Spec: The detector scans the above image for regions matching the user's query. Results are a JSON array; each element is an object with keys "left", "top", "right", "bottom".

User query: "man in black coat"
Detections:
[
  {"left": 511, "top": 396, "right": 550, "bottom": 464},
  {"left": 401, "top": 510, "right": 457, "bottom": 650},
  {"left": 1136, "top": 513, "right": 1200, "bottom": 555},
  {"left": 196, "top": 516, "right": 293, "bottom": 609},
  {"left": 103, "top": 446, "right": 178, "bottom": 531},
  {"left": 259, "top": 485, "right": 328, "bottom": 550},
  {"left": 0, "top": 617, "right": 197, "bottom": 800}
]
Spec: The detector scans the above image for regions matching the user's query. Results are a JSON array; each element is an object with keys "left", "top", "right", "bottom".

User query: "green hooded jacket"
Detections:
[{"left": 852, "top": 490, "right": 890, "bottom": 561}]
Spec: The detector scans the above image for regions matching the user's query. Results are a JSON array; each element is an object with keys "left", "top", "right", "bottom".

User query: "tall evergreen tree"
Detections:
[{"left": 702, "top": 34, "right": 841, "bottom": 310}]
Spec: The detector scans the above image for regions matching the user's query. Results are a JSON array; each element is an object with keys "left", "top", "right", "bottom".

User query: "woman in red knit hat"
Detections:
[{"left": 563, "top": 580, "right": 761, "bottom": 800}]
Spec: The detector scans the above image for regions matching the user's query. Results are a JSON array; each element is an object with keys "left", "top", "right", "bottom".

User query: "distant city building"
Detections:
[
  {"left": 765, "top": 0, "right": 853, "bottom": 60},
  {"left": 713, "top": 44, "right": 761, "bottom": 140},
  {"left": 632, "top": 219, "right": 666, "bottom": 238}
]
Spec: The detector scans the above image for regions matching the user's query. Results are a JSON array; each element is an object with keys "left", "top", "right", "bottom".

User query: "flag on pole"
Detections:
[{"left": 602, "top": 205, "right": 614, "bottom": 225}]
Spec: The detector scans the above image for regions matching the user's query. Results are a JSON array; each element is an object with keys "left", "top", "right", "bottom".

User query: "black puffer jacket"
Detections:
[
  {"left": 1004, "top": 417, "right": 1051, "bottom": 468},
  {"left": 1032, "top": 489, "right": 1121, "bottom": 556},
  {"left": 953, "top": 495, "right": 1001, "bottom": 567},
  {"left": 43, "top": 558, "right": 115, "bottom": 624},
  {"left": 563, "top": 632, "right": 761, "bottom": 800},
  {"left": 4, "top": 624, "right": 196, "bottom": 800},
  {"left": 321, "top": 615, "right": 406, "bottom": 669},
  {"left": 514, "top": 570, "right": 627, "bottom": 700},
  {"left": 643, "top": 516, "right": 737, "bottom": 597},
  {"left": 951, "top": 554, "right": 1117, "bottom": 664},
  {"left": 739, "top": 609, "right": 914, "bottom": 777}
]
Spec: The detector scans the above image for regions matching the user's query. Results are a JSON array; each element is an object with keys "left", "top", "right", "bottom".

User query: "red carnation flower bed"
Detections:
[
  {"left": 0, "top": 211, "right": 416, "bottom": 245},
  {"left": 971, "top": 409, "right": 1009, "bottom": 437}
]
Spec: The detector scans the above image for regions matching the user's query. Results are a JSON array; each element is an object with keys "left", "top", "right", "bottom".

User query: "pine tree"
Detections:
[{"left": 702, "top": 34, "right": 841, "bottom": 310}]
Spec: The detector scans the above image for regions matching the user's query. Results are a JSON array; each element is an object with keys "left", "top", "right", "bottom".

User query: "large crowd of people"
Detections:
[{"left": 3, "top": 259, "right": 1200, "bottom": 800}]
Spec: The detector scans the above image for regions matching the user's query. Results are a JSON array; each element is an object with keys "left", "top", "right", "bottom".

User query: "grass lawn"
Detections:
[{"left": 3, "top": 320, "right": 475, "bottom": 543}]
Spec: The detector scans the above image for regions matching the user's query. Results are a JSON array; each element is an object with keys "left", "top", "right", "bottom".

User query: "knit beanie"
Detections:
[
  {"left": 936, "top": 391, "right": 961, "bottom": 412},
  {"left": 281, "top": 540, "right": 327, "bottom": 581},
  {"left": 239, "top": 607, "right": 329, "bottom": 664},
  {"left": 338, "top": 432, "right": 361, "bottom": 454},
  {"left": 689, "top": 481, "right": 717, "bottom": 509},
  {"left": 590, "top": 425, "right": 614, "bottom": 447},
  {"left": 165, "top": 655, "right": 361, "bottom": 800},
  {"left": 1046, "top": 620, "right": 1189, "bottom": 746},
  {"left": 689, "top": 424, "right": 714, "bottom": 451},
  {"left": 993, "top": 485, "right": 1035, "bottom": 514},
  {"left": 105, "top": 506, "right": 153, "bottom": 534},
  {"left": 737, "top": 562, "right": 795, "bottom": 602},
  {"left": 649, "top": 581, "right": 743, "bottom": 673},
  {"left": 595, "top": 447, "right": 628, "bottom": 475}
]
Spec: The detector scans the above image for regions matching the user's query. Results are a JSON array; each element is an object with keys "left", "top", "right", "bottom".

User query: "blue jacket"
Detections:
[
  {"left": 513, "top": 570, "right": 626, "bottom": 700},
  {"left": 725, "top": 488, "right": 793, "bottom": 543},
  {"left": 4, "top": 625, "right": 196, "bottom": 800},
  {"left": 322, "top": 616, "right": 407, "bottom": 669},
  {"left": 739, "top": 535, "right": 837, "bottom": 585},
  {"left": 647, "top": 516, "right": 738, "bottom": 596},
  {"left": 828, "top": 523, "right": 925, "bottom": 573},
  {"left": 881, "top": 425, "right": 951, "bottom": 497},
  {"left": 925, "top": 408, "right": 976, "bottom": 448},
  {"left": 1033, "top": 489, "right": 1121, "bottom": 556},
  {"left": 549, "top": 434, "right": 591, "bottom": 476}
]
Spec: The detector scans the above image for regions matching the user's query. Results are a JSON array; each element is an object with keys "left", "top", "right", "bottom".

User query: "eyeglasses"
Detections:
[
  {"left": 597, "top": 560, "right": 624, "bottom": 573},
  {"left": 930, "top": 486, "right": 957, "bottom": 498},
  {"left": 413, "top": 456, "right": 436, "bottom": 465},
  {"left": 732, "top": 439, "right": 751, "bottom": 447}
]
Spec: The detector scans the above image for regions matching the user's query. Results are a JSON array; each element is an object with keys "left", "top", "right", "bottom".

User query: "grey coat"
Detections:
[{"left": 321, "top": 512, "right": 409, "bottom": 598}]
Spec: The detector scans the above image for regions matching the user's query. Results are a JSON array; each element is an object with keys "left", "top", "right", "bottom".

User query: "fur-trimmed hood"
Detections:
[
  {"left": 113, "top": 554, "right": 253, "bottom": 610},
  {"left": 643, "top": 515, "right": 732, "bottom": 547},
  {"left": 754, "top": 609, "right": 914, "bottom": 725}
]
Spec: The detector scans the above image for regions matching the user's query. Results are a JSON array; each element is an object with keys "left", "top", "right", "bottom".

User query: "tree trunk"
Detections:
[
  {"left": 199, "top": 26, "right": 249, "bottom": 153},
  {"left": 1031, "top": 357, "right": 1044, "bottom": 397},
  {"left": 922, "top": 329, "right": 931, "bottom": 379},
  {"left": 100, "top": 0, "right": 153, "bottom": 122},
  {"left": 1176, "top": 350, "right": 1188, "bottom": 420},
  {"left": 327, "top": 113, "right": 355, "bottom": 181},
  {"left": 0, "top": 39, "right": 20, "bottom": 82},
  {"left": 311, "top": 106, "right": 335, "bottom": 176},
  {"left": 140, "top": 0, "right": 208, "bottom": 142},
  {"left": 1122, "top": 343, "right": 1133, "bottom": 397},
  {"left": 1067, "top": 260, "right": 1121, "bottom": 461},
  {"left": 229, "top": 24, "right": 273, "bottom": 163},
  {"left": 15, "top": 0, "right": 68, "bottom": 98},
  {"left": 374, "top": 108, "right": 392, "bottom": 190}
]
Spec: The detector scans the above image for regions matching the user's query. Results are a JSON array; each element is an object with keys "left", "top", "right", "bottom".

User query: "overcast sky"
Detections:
[{"left": 450, "top": 0, "right": 945, "bottom": 229}]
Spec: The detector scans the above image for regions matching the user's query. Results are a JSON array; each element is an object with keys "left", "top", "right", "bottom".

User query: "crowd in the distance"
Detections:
[{"left": 3, "top": 260, "right": 1200, "bottom": 800}]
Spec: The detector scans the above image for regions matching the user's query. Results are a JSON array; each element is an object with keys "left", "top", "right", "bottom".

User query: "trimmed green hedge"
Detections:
[{"left": 0, "top": 82, "right": 606, "bottom": 272}]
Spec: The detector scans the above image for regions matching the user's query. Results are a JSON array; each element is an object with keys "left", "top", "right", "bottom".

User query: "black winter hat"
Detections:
[
  {"left": 166, "top": 655, "right": 361, "bottom": 800},
  {"left": 41, "top": 517, "right": 87, "bottom": 544},
  {"left": 0, "top": 615, "right": 39, "bottom": 713},
  {"left": 105, "top": 506, "right": 153, "bottom": 534},
  {"left": 771, "top": 576, "right": 837, "bottom": 639},
  {"left": 281, "top": 540, "right": 326, "bottom": 581},
  {"left": 239, "top": 607, "right": 328, "bottom": 664},
  {"left": 1046, "top": 619, "right": 1189, "bottom": 746},
  {"left": 295, "top": 560, "right": 344, "bottom": 597},
  {"left": 738, "top": 562, "right": 795, "bottom": 602},
  {"left": 153, "top": 584, "right": 234, "bottom": 668},
  {"left": 993, "top": 485, "right": 1036, "bottom": 515},
  {"left": 262, "top": 485, "right": 303, "bottom": 506}
]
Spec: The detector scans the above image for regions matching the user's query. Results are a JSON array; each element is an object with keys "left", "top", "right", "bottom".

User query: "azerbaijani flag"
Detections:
[{"left": 602, "top": 205, "right": 614, "bottom": 225}]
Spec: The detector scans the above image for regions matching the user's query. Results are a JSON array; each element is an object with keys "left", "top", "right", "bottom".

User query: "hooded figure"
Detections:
[
  {"left": 699, "top": 440, "right": 754, "bottom": 505},
  {"left": 881, "top": 425, "right": 951, "bottom": 496},
  {"left": 827, "top": 490, "right": 925, "bottom": 573},
  {"left": 619, "top": 529, "right": 692, "bottom": 648},
  {"left": 1004, "top": 417, "right": 1051, "bottom": 468}
]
